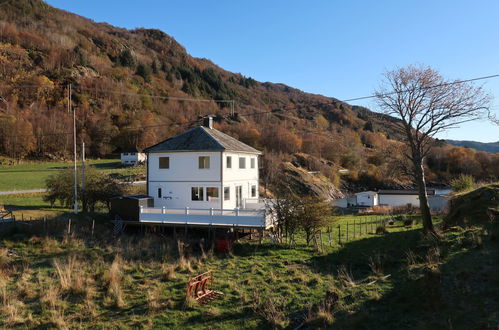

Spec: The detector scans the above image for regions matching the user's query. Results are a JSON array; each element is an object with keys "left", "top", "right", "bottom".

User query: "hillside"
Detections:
[
  {"left": 0, "top": 0, "right": 498, "bottom": 194},
  {"left": 445, "top": 139, "right": 499, "bottom": 154}
]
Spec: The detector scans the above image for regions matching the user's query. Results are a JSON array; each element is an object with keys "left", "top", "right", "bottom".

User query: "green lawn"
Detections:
[
  {"left": 0, "top": 212, "right": 496, "bottom": 329},
  {"left": 0, "top": 159, "right": 145, "bottom": 191},
  {"left": 1, "top": 190, "right": 496, "bottom": 328}
]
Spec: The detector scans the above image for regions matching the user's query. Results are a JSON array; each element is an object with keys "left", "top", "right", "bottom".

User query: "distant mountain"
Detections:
[{"left": 445, "top": 140, "right": 499, "bottom": 153}]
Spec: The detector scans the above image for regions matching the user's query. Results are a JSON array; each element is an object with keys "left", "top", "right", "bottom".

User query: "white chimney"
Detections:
[{"left": 203, "top": 116, "right": 214, "bottom": 129}]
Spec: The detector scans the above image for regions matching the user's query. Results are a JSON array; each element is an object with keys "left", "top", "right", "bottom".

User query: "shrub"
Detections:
[{"left": 450, "top": 174, "right": 475, "bottom": 192}]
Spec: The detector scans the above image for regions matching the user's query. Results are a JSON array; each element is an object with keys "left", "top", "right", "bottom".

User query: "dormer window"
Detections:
[{"left": 199, "top": 156, "right": 210, "bottom": 169}]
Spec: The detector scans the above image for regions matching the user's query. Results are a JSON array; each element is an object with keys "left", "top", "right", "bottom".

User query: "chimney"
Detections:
[{"left": 203, "top": 115, "right": 214, "bottom": 129}]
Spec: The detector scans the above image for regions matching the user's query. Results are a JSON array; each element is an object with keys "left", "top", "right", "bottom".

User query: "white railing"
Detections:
[{"left": 138, "top": 205, "right": 273, "bottom": 228}]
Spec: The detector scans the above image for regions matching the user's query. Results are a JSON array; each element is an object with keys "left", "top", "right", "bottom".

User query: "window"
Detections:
[
  {"left": 226, "top": 156, "right": 232, "bottom": 169},
  {"left": 239, "top": 157, "right": 246, "bottom": 169},
  {"left": 250, "top": 158, "right": 256, "bottom": 169},
  {"left": 191, "top": 187, "right": 204, "bottom": 201},
  {"left": 157, "top": 188, "right": 162, "bottom": 198},
  {"left": 207, "top": 187, "right": 219, "bottom": 201},
  {"left": 123, "top": 153, "right": 128, "bottom": 156},
  {"left": 130, "top": 152, "right": 135, "bottom": 155},
  {"left": 199, "top": 156, "right": 210, "bottom": 169},
  {"left": 224, "top": 187, "right": 230, "bottom": 201},
  {"left": 159, "top": 157, "right": 170, "bottom": 169},
  {"left": 251, "top": 185, "right": 257, "bottom": 198}
]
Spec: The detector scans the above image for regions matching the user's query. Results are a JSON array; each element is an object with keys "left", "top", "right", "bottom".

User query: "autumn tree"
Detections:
[
  {"left": 375, "top": 64, "right": 491, "bottom": 235},
  {"left": 299, "top": 196, "right": 331, "bottom": 245}
]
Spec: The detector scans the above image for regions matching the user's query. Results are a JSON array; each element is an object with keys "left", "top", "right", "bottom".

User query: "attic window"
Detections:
[
  {"left": 199, "top": 156, "right": 210, "bottom": 169},
  {"left": 159, "top": 157, "right": 170, "bottom": 169}
]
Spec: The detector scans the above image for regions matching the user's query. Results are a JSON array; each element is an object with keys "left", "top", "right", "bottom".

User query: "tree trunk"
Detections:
[{"left": 413, "top": 158, "right": 435, "bottom": 236}]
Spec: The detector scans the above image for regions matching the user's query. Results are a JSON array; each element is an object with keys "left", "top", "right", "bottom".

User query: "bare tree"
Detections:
[{"left": 375, "top": 64, "right": 491, "bottom": 235}]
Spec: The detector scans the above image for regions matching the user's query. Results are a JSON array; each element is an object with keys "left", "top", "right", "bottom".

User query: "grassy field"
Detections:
[
  {"left": 0, "top": 159, "right": 145, "bottom": 191},
  {"left": 1, "top": 207, "right": 497, "bottom": 329},
  {"left": 0, "top": 187, "right": 497, "bottom": 328}
]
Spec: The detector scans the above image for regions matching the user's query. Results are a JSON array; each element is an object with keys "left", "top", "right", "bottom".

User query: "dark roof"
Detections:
[
  {"left": 121, "top": 147, "right": 141, "bottom": 153},
  {"left": 378, "top": 189, "right": 435, "bottom": 196},
  {"left": 144, "top": 126, "right": 262, "bottom": 154}
]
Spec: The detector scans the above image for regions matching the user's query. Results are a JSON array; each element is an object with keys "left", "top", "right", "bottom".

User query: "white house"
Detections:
[
  {"left": 355, "top": 191, "right": 378, "bottom": 207},
  {"left": 120, "top": 148, "right": 146, "bottom": 165},
  {"left": 378, "top": 189, "right": 435, "bottom": 207},
  {"left": 138, "top": 117, "right": 272, "bottom": 229},
  {"left": 333, "top": 189, "right": 447, "bottom": 211}
]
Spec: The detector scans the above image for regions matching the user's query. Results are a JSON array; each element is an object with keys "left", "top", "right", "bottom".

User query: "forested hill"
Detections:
[
  {"left": 445, "top": 140, "right": 499, "bottom": 154},
  {"left": 0, "top": 0, "right": 498, "bottom": 192}
]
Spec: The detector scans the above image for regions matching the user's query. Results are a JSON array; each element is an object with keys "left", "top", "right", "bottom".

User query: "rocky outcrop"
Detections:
[{"left": 280, "top": 162, "right": 344, "bottom": 200}]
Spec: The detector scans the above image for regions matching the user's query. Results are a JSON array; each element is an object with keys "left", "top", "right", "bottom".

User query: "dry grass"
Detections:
[
  {"left": 368, "top": 254, "right": 384, "bottom": 277},
  {"left": 162, "top": 262, "right": 177, "bottom": 280},
  {"left": 147, "top": 285, "right": 161, "bottom": 314},
  {"left": 40, "top": 283, "right": 61, "bottom": 310},
  {"left": 252, "top": 292, "right": 289, "bottom": 329},
  {"left": 177, "top": 257, "right": 194, "bottom": 274},
  {"left": 104, "top": 255, "right": 125, "bottom": 308},
  {"left": 337, "top": 266, "right": 356, "bottom": 287},
  {"left": 426, "top": 246, "right": 441, "bottom": 265}
]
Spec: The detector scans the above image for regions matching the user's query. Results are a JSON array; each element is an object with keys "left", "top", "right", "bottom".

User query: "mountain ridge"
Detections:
[
  {"left": 445, "top": 139, "right": 499, "bottom": 154},
  {"left": 0, "top": 0, "right": 497, "bottom": 192}
]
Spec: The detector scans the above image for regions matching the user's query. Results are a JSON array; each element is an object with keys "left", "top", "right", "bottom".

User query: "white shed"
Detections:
[
  {"left": 120, "top": 148, "right": 146, "bottom": 165},
  {"left": 378, "top": 189, "right": 436, "bottom": 207},
  {"left": 355, "top": 191, "right": 378, "bottom": 207}
]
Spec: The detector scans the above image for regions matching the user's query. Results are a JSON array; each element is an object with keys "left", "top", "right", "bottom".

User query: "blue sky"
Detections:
[{"left": 45, "top": 0, "right": 499, "bottom": 142}]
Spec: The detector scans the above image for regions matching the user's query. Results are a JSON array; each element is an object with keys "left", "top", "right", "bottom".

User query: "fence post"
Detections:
[
  {"left": 67, "top": 218, "right": 71, "bottom": 235},
  {"left": 327, "top": 227, "right": 332, "bottom": 247},
  {"left": 338, "top": 225, "right": 341, "bottom": 245},
  {"left": 91, "top": 219, "right": 95, "bottom": 238},
  {"left": 353, "top": 219, "right": 356, "bottom": 239},
  {"left": 346, "top": 221, "right": 349, "bottom": 242}
]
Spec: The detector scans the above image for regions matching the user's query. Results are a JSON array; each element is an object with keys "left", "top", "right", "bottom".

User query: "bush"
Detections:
[
  {"left": 450, "top": 174, "right": 475, "bottom": 192},
  {"left": 44, "top": 166, "right": 127, "bottom": 212}
]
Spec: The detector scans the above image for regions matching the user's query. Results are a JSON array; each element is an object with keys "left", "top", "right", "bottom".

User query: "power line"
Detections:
[
  {"left": 2, "top": 72, "right": 499, "bottom": 139},
  {"left": 342, "top": 73, "right": 499, "bottom": 102}
]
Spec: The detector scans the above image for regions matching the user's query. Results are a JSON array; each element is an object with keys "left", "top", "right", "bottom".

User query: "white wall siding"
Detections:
[
  {"left": 148, "top": 152, "right": 221, "bottom": 182},
  {"left": 222, "top": 152, "right": 259, "bottom": 182},
  {"left": 121, "top": 153, "right": 146, "bottom": 164},
  {"left": 379, "top": 194, "right": 420, "bottom": 207}
]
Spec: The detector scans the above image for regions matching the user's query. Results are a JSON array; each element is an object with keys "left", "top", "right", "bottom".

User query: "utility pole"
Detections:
[
  {"left": 81, "top": 141, "right": 85, "bottom": 189},
  {"left": 81, "top": 141, "right": 85, "bottom": 213},
  {"left": 70, "top": 84, "right": 78, "bottom": 215}
]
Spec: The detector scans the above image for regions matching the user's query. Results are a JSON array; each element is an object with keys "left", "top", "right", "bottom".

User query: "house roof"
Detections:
[
  {"left": 144, "top": 126, "right": 262, "bottom": 154},
  {"left": 378, "top": 189, "right": 435, "bottom": 196},
  {"left": 355, "top": 191, "right": 377, "bottom": 195},
  {"left": 121, "top": 147, "right": 142, "bottom": 153}
]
